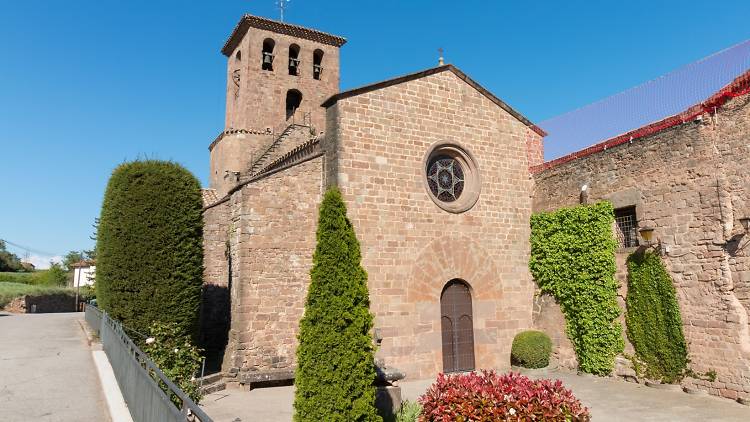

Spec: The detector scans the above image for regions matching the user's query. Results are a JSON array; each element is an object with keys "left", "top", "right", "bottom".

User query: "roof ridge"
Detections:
[{"left": 321, "top": 64, "right": 545, "bottom": 136}]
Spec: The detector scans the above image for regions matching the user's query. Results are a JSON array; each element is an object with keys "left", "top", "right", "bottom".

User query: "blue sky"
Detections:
[{"left": 1, "top": 0, "right": 749, "bottom": 266}]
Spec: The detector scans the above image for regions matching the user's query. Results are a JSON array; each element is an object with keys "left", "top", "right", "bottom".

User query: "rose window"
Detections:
[
  {"left": 427, "top": 156, "right": 464, "bottom": 202},
  {"left": 423, "top": 142, "right": 480, "bottom": 213}
]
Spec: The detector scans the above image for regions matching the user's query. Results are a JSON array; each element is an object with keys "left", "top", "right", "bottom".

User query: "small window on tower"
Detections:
[
  {"left": 614, "top": 206, "right": 639, "bottom": 248},
  {"left": 288, "top": 44, "right": 301, "bottom": 76},
  {"left": 235, "top": 50, "right": 241, "bottom": 62},
  {"left": 286, "top": 89, "right": 302, "bottom": 120},
  {"left": 313, "top": 49, "right": 324, "bottom": 80},
  {"left": 262, "top": 38, "right": 275, "bottom": 71}
]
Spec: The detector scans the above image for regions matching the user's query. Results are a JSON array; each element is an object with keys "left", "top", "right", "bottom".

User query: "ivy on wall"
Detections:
[
  {"left": 625, "top": 251, "right": 687, "bottom": 383},
  {"left": 530, "top": 201, "right": 624, "bottom": 375}
]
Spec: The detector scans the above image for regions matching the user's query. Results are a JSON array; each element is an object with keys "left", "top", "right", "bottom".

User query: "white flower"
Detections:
[
  {"left": 509, "top": 408, "right": 516, "bottom": 416},
  {"left": 145, "top": 337, "right": 155, "bottom": 345},
  {"left": 174, "top": 348, "right": 179, "bottom": 353}
]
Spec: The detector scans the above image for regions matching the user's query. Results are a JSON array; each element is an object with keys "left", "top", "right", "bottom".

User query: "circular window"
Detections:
[
  {"left": 427, "top": 156, "right": 464, "bottom": 202},
  {"left": 423, "top": 142, "right": 480, "bottom": 213}
]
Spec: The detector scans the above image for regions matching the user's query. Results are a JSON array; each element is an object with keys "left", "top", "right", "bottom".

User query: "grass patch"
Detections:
[
  {"left": 0, "top": 272, "right": 36, "bottom": 284},
  {"left": 0, "top": 282, "right": 74, "bottom": 308},
  {"left": 0, "top": 269, "right": 69, "bottom": 287}
]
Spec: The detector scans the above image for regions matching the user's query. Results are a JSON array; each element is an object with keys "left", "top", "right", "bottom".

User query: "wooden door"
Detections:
[{"left": 440, "top": 280, "right": 475, "bottom": 373}]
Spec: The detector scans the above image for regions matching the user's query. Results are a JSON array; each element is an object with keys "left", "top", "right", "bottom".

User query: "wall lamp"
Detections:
[{"left": 638, "top": 226, "right": 666, "bottom": 256}]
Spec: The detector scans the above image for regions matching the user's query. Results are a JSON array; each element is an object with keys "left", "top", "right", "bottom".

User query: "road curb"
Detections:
[
  {"left": 77, "top": 318, "right": 103, "bottom": 350},
  {"left": 92, "top": 350, "right": 134, "bottom": 422}
]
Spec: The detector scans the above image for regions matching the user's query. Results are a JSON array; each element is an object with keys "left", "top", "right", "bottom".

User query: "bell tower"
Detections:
[{"left": 209, "top": 14, "right": 346, "bottom": 194}]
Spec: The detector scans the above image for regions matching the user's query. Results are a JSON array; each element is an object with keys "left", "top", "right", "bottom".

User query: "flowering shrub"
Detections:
[
  {"left": 419, "top": 371, "right": 590, "bottom": 422},
  {"left": 144, "top": 322, "right": 203, "bottom": 405}
]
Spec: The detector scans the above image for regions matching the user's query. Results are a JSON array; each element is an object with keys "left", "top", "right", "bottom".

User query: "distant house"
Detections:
[
  {"left": 20, "top": 262, "right": 35, "bottom": 272},
  {"left": 70, "top": 260, "right": 95, "bottom": 288}
]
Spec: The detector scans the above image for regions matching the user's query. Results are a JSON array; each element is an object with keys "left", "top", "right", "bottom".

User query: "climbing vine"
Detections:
[
  {"left": 530, "top": 201, "right": 624, "bottom": 375},
  {"left": 625, "top": 251, "right": 687, "bottom": 383}
]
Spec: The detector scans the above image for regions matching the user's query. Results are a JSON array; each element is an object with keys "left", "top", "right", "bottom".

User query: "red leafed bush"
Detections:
[{"left": 418, "top": 370, "right": 590, "bottom": 422}]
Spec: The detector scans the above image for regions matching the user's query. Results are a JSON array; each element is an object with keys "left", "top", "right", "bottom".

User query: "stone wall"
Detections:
[
  {"left": 327, "top": 69, "right": 541, "bottom": 379},
  {"left": 213, "top": 156, "right": 324, "bottom": 378},
  {"left": 209, "top": 131, "right": 274, "bottom": 196},
  {"left": 201, "top": 199, "right": 231, "bottom": 368},
  {"left": 533, "top": 94, "right": 750, "bottom": 399},
  {"left": 3, "top": 294, "right": 76, "bottom": 313}
]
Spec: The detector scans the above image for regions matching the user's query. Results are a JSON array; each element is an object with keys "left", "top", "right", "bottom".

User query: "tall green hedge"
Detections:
[
  {"left": 626, "top": 251, "right": 687, "bottom": 383},
  {"left": 96, "top": 160, "right": 204, "bottom": 338},
  {"left": 529, "top": 201, "right": 624, "bottom": 375},
  {"left": 294, "top": 188, "right": 381, "bottom": 422}
]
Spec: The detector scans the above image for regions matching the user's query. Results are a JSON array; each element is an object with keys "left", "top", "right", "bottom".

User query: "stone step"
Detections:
[
  {"left": 198, "top": 372, "right": 224, "bottom": 385},
  {"left": 197, "top": 372, "right": 227, "bottom": 395},
  {"left": 199, "top": 380, "right": 226, "bottom": 395}
]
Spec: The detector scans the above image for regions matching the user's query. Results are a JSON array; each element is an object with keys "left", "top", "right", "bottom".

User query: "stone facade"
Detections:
[
  {"left": 324, "top": 69, "right": 542, "bottom": 378},
  {"left": 533, "top": 92, "right": 750, "bottom": 399},
  {"left": 201, "top": 14, "right": 544, "bottom": 384}
]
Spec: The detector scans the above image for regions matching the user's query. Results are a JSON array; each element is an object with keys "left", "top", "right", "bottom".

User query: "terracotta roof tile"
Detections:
[
  {"left": 201, "top": 189, "right": 219, "bottom": 206},
  {"left": 222, "top": 14, "right": 346, "bottom": 56}
]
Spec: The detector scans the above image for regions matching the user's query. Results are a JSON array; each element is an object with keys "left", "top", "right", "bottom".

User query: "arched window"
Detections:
[
  {"left": 235, "top": 50, "right": 241, "bottom": 62},
  {"left": 313, "top": 49, "right": 324, "bottom": 80},
  {"left": 262, "top": 38, "right": 275, "bottom": 71},
  {"left": 285, "top": 89, "right": 302, "bottom": 120},
  {"left": 288, "top": 44, "right": 301, "bottom": 75},
  {"left": 440, "top": 279, "right": 475, "bottom": 373}
]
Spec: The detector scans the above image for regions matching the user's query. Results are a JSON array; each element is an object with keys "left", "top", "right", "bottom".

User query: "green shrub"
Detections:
[
  {"left": 144, "top": 322, "right": 203, "bottom": 405},
  {"left": 96, "top": 160, "right": 204, "bottom": 339},
  {"left": 529, "top": 201, "right": 624, "bottom": 375},
  {"left": 511, "top": 330, "right": 552, "bottom": 368},
  {"left": 625, "top": 251, "right": 687, "bottom": 383},
  {"left": 35, "top": 263, "right": 69, "bottom": 286},
  {"left": 294, "top": 188, "right": 381, "bottom": 422},
  {"left": 394, "top": 400, "right": 421, "bottom": 422}
]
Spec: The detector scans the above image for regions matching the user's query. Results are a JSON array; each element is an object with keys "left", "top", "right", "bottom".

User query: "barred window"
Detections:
[{"left": 614, "top": 206, "right": 639, "bottom": 248}]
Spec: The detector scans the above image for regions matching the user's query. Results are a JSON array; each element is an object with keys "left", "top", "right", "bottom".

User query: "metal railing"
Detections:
[{"left": 85, "top": 304, "right": 212, "bottom": 422}]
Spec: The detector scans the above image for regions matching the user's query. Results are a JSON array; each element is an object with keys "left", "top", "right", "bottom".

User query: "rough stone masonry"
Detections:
[
  {"left": 200, "top": 13, "right": 750, "bottom": 400},
  {"left": 533, "top": 81, "right": 750, "bottom": 400}
]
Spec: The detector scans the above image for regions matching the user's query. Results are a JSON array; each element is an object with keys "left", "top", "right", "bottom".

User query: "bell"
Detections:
[{"left": 263, "top": 53, "right": 273, "bottom": 64}]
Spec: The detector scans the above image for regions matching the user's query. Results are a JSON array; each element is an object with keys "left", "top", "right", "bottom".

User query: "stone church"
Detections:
[
  {"left": 201, "top": 14, "right": 750, "bottom": 399},
  {"left": 201, "top": 13, "right": 544, "bottom": 385}
]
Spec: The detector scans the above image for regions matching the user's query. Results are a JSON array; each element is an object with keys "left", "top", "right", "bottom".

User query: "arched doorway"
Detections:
[{"left": 440, "top": 279, "right": 475, "bottom": 373}]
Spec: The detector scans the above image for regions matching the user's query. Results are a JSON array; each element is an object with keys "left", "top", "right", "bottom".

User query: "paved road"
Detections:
[
  {"left": 0, "top": 312, "right": 109, "bottom": 422},
  {"left": 202, "top": 368, "right": 750, "bottom": 421}
]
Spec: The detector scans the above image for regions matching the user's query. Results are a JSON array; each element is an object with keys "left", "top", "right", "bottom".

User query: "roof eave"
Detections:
[
  {"left": 322, "top": 64, "right": 545, "bottom": 136},
  {"left": 221, "top": 14, "right": 347, "bottom": 57}
]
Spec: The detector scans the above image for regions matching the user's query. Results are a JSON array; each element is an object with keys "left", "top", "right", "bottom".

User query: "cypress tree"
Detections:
[
  {"left": 96, "top": 160, "right": 204, "bottom": 339},
  {"left": 294, "top": 188, "right": 381, "bottom": 422}
]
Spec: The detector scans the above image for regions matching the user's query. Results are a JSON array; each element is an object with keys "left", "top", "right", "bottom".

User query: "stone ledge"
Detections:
[{"left": 240, "top": 369, "right": 295, "bottom": 387}]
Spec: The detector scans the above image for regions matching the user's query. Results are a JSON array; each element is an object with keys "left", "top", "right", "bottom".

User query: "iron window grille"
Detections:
[{"left": 614, "top": 206, "right": 639, "bottom": 248}]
